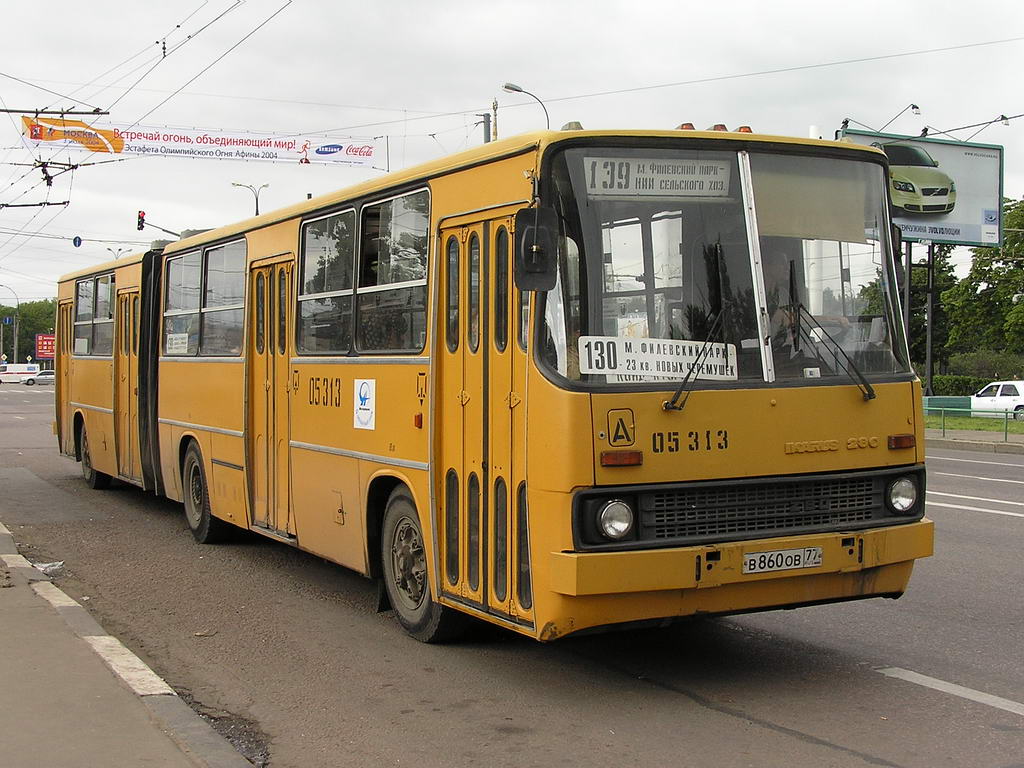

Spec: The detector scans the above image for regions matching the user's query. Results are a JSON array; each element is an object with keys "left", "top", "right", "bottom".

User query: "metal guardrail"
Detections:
[{"left": 922, "top": 405, "right": 1022, "bottom": 441}]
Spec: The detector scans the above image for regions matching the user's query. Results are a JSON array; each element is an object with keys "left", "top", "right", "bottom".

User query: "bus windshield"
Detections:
[{"left": 539, "top": 145, "right": 911, "bottom": 388}]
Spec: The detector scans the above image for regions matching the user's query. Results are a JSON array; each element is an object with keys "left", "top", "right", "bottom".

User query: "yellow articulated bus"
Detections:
[{"left": 56, "top": 127, "right": 933, "bottom": 642}]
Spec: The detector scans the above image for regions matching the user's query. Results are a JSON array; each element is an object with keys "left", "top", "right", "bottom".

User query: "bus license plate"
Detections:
[{"left": 742, "top": 546, "right": 822, "bottom": 575}]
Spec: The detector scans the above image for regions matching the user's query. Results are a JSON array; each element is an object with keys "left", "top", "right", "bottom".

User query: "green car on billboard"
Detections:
[{"left": 873, "top": 142, "right": 956, "bottom": 215}]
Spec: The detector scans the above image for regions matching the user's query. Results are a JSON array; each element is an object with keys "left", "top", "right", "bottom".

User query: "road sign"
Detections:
[{"left": 35, "top": 334, "right": 55, "bottom": 360}]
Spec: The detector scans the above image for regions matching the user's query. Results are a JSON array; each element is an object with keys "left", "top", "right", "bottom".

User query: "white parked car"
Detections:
[
  {"left": 970, "top": 381, "right": 1024, "bottom": 421},
  {"left": 22, "top": 370, "right": 56, "bottom": 386}
]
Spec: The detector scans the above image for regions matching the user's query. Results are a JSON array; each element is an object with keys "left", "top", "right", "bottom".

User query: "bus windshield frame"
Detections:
[{"left": 535, "top": 140, "right": 913, "bottom": 392}]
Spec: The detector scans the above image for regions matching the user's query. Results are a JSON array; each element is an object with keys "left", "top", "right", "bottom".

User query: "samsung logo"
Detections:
[{"left": 315, "top": 144, "right": 345, "bottom": 155}]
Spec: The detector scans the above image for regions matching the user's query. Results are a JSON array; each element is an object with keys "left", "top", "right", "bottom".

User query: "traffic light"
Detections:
[{"left": 137, "top": 211, "right": 146, "bottom": 231}]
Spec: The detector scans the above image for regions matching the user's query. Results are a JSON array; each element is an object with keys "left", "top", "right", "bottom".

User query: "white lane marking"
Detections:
[
  {"left": 879, "top": 667, "right": 1024, "bottom": 717},
  {"left": 926, "top": 501, "right": 1024, "bottom": 519},
  {"left": 928, "top": 490, "right": 1024, "bottom": 507},
  {"left": 929, "top": 455, "right": 1024, "bottom": 468},
  {"left": 1, "top": 553, "right": 32, "bottom": 568},
  {"left": 14, "top": 415, "right": 25, "bottom": 419},
  {"left": 0, "top": 521, "right": 11, "bottom": 536},
  {"left": 31, "top": 580, "right": 81, "bottom": 608},
  {"left": 934, "top": 471, "right": 1024, "bottom": 485},
  {"left": 84, "top": 635, "right": 176, "bottom": 697}
]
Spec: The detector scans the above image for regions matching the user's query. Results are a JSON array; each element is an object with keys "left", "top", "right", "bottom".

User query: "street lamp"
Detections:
[
  {"left": 231, "top": 182, "right": 269, "bottom": 216},
  {"left": 106, "top": 247, "right": 129, "bottom": 260},
  {"left": 502, "top": 82, "right": 550, "bottom": 130},
  {"left": 0, "top": 284, "right": 21, "bottom": 364}
]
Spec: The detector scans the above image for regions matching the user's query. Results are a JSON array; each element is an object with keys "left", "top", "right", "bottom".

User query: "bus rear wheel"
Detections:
[
  {"left": 182, "top": 442, "right": 229, "bottom": 544},
  {"left": 80, "top": 427, "right": 111, "bottom": 490},
  {"left": 381, "top": 487, "right": 467, "bottom": 643}
]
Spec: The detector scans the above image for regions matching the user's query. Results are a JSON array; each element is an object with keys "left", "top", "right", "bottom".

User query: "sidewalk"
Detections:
[{"left": 0, "top": 521, "right": 251, "bottom": 768}]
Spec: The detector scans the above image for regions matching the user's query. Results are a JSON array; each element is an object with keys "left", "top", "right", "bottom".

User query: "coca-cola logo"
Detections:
[{"left": 345, "top": 144, "right": 374, "bottom": 157}]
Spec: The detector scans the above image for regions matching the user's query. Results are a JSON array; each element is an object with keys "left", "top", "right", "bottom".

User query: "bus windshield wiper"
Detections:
[
  {"left": 793, "top": 304, "right": 876, "bottom": 402},
  {"left": 662, "top": 306, "right": 728, "bottom": 412}
]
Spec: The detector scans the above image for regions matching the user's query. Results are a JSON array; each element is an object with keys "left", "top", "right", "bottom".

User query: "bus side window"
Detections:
[
  {"left": 297, "top": 210, "right": 355, "bottom": 355},
  {"left": 495, "top": 227, "right": 508, "bottom": 352},
  {"left": 255, "top": 273, "right": 265, "bottom": 354},
  {"left": 356, "top": 191, "right": 429, "bottom": 353},
  {"left": 445, "top": 236, "right": 459, "bottom": 352}
]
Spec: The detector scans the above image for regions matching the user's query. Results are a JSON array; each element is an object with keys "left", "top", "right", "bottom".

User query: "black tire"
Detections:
[
  {"left": 25, "top": 379, "right": 35, "bottom": 386},
  {"left": 1015, "top": 407, "right": 1024, "bottom": 422},
  {"left": 381, "top": 486, "right": 468, "bottom": 643},
  {"left": 182, "top": 442, "right": 230, "bottom": 544},
  {"left": 80, "top": 426, "right": 111, "bottom": 490}
]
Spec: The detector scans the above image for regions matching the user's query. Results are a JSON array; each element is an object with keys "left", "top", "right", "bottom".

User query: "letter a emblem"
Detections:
[{"left": 607, "top": 409, "right": 635, "bottom": 447}]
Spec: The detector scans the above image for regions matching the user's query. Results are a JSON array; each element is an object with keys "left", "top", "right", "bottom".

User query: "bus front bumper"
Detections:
[{"left": 548, "top": 519, "right": 933, "bottom": 597}]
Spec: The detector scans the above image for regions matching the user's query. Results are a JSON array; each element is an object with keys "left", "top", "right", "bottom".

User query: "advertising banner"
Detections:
[
  {"left": 22, "top": 117, "right": 377, "bottom": 167},
  {"left": 35, "top": 334, "right": 55, "bottom": 360},
  {"left": 840, "top": 128, "right": 1003, "bottom": 247}
]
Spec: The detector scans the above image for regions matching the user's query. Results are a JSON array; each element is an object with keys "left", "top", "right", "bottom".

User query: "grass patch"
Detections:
[{"left": 924, "top": 410, "right": 1024, "bottom": 434}]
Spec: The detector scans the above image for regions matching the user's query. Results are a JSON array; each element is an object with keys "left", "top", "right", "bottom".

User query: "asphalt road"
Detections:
[{"left": 1, "top": 386, "right": 1022, "bottom": 768}]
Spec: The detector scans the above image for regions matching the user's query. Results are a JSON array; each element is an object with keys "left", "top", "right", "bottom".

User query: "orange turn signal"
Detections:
[
  {"left": 676, "top": 122, "right": 695, "bottom": 130},
  {"left": 601, "top": 450, "right": 643, "bottom": 467},
  {"left": 736, "top": 125, "right": 753, "bottom": 133},
  {"left": 887, "top": 434, "right": 915, "bottom": 449}
]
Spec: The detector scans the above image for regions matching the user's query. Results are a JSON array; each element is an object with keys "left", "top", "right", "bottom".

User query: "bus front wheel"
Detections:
[
  {"left": 80, "top": 426, "right": 111, "bottom": 490},
  {"left": 182, "top": 442, "right": 229, "bottom": 544},
  {"left": 381, "top": 487, "right": 467, "bottom": 643}
]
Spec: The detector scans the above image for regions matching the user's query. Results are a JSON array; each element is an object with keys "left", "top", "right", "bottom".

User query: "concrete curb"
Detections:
[
  {"left": 0, "top": 519, "right": 251, "bottom": 768},
  {"left": 925, "top": 438, "right": 1024, "bottom": 455}
]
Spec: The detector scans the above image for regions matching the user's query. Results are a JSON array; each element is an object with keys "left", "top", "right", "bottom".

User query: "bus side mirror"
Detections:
[
  {"left": 514, "top": 207, "right": 558, "bottom": 292},
  {"left": 891, "top": 222, "right": 903, "bottom": 257}
]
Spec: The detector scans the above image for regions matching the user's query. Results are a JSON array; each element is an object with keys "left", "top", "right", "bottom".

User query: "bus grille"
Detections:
[{"left": 640, "top": 475, "right": 879, "bottom": 541}]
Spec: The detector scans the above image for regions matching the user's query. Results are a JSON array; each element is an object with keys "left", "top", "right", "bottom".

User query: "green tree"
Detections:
[
  {"left": 943, "top": 198, "right": 1024, "bottom": 355},
  {"left": 0, "top": 299, "right": 57, "bottom": 364},
  {"left": 855, "top": 244, "right": 955, "bottom": 370}
]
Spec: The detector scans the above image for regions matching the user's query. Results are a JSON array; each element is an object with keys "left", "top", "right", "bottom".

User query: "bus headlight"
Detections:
[
  {"left": 598, "top": 500, "right": 634, "bottom": 540},
  {"left": 887, "top": 476, "right": 918, "bottom": 513}
]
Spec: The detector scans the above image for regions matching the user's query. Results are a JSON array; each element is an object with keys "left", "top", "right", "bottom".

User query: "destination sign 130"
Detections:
[
  {"left": 583, "top": 157, "right": 731, "bottom": 199},
  {"left": 578, "top": 336, "right": 738, "bottom": 382}
]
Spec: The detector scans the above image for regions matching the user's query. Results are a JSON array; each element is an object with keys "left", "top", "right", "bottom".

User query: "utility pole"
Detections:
[
  {"left": 492, "top": 98, "right": 498, "bottom": 141},
  {"left": 476, "top": 112, "right": 491, "bottom": 143},
  {"left": 924, "top": 242, "right": 935, "bottom": 396},
  {"left": 0, "top": 285, "right": 19, "bottom": 364}
]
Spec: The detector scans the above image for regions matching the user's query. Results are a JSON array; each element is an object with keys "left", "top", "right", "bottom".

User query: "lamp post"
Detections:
[
  {"left": 232, "top": 182, "right": 269, "bottom": 215},
  {"left": 106, "top": 247, "right": 129, "bottom": 260},
  {"left": 502, "top": 82, "right": 550, "bottom": 130},
  {"left": 0, "top": 284, "right": 20, "bottom": 364}
]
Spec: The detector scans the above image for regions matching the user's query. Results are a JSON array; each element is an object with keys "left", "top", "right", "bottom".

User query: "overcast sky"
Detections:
[{"left": 1, "top": 0, "right": 1021, "bottom": 304}]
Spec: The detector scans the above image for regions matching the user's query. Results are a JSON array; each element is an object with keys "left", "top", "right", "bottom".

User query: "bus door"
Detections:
[
  {"left": 115, "top": 290, "right": 142, "bottom": 481},
  {"left": 247, "top": 257, "right": 296, "bottom": 538},
  {"left": 57, "top": 300, "right": 74, "bottom": 454},
  {"left": 439, "top": 216, "right": 530, "bottom": 623}
]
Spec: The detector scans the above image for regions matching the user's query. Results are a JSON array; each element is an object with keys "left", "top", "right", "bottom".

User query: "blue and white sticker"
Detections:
[{"left": 354, "top": 379, "right": 375, "bottom": 430}]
